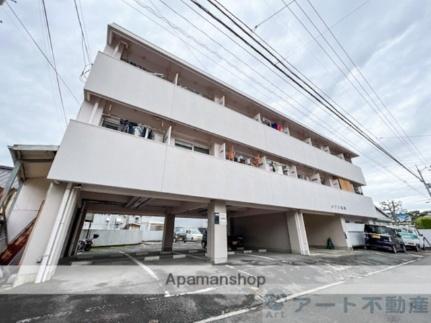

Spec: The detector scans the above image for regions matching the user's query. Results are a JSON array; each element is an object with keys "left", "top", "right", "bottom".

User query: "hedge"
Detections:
[{"left": 416, "top": 216, "right": 431, "bottom": 229}]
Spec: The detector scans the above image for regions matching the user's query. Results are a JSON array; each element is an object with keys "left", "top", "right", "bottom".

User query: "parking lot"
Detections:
[{"left": 1, "top": 246, "right": 430, "bottom": 322}]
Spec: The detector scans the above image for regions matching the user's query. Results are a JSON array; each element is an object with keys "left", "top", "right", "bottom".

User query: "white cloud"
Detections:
[{"left": 0, "top": 0, "right": 429, "bottom": 210}]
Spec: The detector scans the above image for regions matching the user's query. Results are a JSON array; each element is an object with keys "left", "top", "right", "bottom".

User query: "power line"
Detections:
[
  {"left": 121, "top": 0, "right": 427, "bottom": 197},
  {"left": 299, "top": 0, "right": 428, "bottom": 165},
  {"left": 6, "top": 2, "right": 80, "bottom": 106},
  {"left": 286, "top": 2, "right": 404, "bottom": 153},
  {"left": 41, "top": 0, "right": 67, "bottom": 125},
  {"left": 253, "top": 0, "right": 294, "bottom": 30},
  {"left": 193, "top": 0, "right": 421, "bottom": 182},
  {"left": 200, "top": 0, "right": 389, "bottom": 153},
  {"left": 208, "top": 0, "right": 423, "bottom": 181},
  {"left": 378, "top": 135, "right": 431, "bottom": 139},
  {"left": 73, "top": 0, "right": 91, "bottom": 65}
]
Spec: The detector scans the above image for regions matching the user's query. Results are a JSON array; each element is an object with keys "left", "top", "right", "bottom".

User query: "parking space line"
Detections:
[
  {"left": 120, "top": 252, "right": 158, "bottom": 281},
  {"left": 70, "top": 261, "right": 92, "bottom": 266},
  {"left": 363, "top": 259, "right": 417, "bottom": 277},
  {"left": 144, "top": 256, "right": 160, "bottom": 261},
  {"left": 244, "top": 254, "right": 277, "bottom": 261},
  {"left": 225, "top": 264, "right": 254, "bottom": 277},
  {"left": 165, "top": 287, "right": 216, "bottom": 298},
  {"left": 196, "top": 255, "right": 422, "bottom": 323},
  {"left": 173, "top": 251, "right": 207, "bottom": 261}
]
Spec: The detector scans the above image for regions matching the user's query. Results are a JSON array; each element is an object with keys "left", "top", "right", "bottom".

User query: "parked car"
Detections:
[
  {"left": 396, "top": 230, "right": 422, "bottom": 251},
  {"left": 201, "top": 233, "right": 244, "bottom": 251},
  {"left": 364, "top": 224, "right": 406, "bottom": 253},
  {"left": 411, "top": 228, "right": 429, "bottom": 250},
  {"left": 185, "top": 228, "right": 203, "bottom": 242},
  {"left": 174, "top": 227, "right": 187, "bottom": 242}
]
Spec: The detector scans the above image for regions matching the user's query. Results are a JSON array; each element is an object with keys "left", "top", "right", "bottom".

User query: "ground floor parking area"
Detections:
[{"left": 1, "top": 248, "right": 430, "bottom": 322}]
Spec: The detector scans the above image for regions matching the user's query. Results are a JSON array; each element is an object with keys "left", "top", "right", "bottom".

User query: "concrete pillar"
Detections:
[
  {"left": 14, "top": 182, "right": 78, "bottom": 285},
  {"left": 35, "top": 184, "right": 80, "bottom": 283},
  {"left": 162, "top": 214, "right": 175, "bottom": 252},
  {"left": 207, "top": 200, "right": 227, "bottom": 264},
  {"left": 287, "top": 210, "right": 310, "bottom": 255},
  {"left": 338, "top": 216, "right": 352, "bottom": 249}
]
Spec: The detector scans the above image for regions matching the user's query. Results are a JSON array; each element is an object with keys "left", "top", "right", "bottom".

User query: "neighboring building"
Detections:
[
  {"left": 82, "top": 214, "right": 164, "bottom": 242},
  {"left": 0, "top": 165, "right": 14, "bottom": 197},
  {"left": 5, "top": 24, "right": 380, "bottom": 285},
  {"left": 0, "top": 165, "right": 21, "bottom": 253}
]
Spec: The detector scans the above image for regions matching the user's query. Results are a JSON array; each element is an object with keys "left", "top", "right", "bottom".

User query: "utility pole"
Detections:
[{"left": 416, "top": 165, "right": 431, "bottom": 199}]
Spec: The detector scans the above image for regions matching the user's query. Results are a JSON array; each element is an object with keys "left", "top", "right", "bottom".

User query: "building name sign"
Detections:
[{"left": 331, "top": 204, "right": 347, "bottom": 211}]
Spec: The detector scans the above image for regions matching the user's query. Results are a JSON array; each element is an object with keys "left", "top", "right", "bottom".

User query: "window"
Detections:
[
  {"left": 150, "top": 224, "right": 163, "bottom": 231},
  {"left": 175, "top": 139, "right": 193, "bottom": 150},
  {"left": 194, "top": 145, "right": 210, "bottom": 154},
  {"left": 102, "top": 119, "right": 120, "bottom": 131},
  {"left": 175, "top": 139, "right": 209, "bottom": 154}
]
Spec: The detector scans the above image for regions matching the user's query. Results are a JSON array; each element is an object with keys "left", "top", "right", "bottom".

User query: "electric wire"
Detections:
[
  {"left": 41, "top": 0, "right": 68, "bottom": 125},
  {"left": 122, "top": 0, "right": 427, "bottom": 197},
  {"left": 303, "top": 0, "right": 428, "bottom": 165},
  {"left": 6, "top": 2, "right": 80, "bottom": 105},
  {"left": 73, "top": 0, "right": 92, "bottom": 81},
  {"left": 197, "top": 0, "right": 421, "bottom": 181},
  {"left": 292, "top": 0, "right": 427, "bottom": 165}
]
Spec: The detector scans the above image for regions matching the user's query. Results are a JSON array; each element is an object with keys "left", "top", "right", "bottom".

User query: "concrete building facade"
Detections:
[{"left": 3, "top": 24, "right": 384, "bottom": 285}]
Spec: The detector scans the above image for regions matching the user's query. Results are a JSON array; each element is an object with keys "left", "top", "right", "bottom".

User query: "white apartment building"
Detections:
[{"left": 3, "top": 24, "right": 384, "bottom": 285}]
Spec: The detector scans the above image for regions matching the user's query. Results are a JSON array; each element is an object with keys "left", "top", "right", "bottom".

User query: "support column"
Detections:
[
  {"left": 14, "top": 182, "right": 80, "bottom": 286},
  {"left": 287, "top": 210, "right": 310, "bottom": 255},
  {"left": 207, "top": 200, "right": 227, "bottom": 264},
  {"left": 36, "top": 184, "right": 80, "bottom": 283},
  {"left": 162, "top": 214, "right": 175, "bottom": 252},
  {"left": 338, "top": 216, "right": 352, "bottom": 250}
]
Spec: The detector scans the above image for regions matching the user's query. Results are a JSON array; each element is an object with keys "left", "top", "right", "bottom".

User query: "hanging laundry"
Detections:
[{"left": 133, "top": 124, "right": 144, "bottom": 137}]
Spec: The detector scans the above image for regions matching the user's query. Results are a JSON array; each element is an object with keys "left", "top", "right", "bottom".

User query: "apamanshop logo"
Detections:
[{"left": 166, "top": 273, "right": 266, "bottom": 287}]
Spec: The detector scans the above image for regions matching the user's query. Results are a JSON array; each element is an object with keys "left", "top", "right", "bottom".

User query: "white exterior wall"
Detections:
[
  {"left": 231, "top": 213, "right": 291, "bottom": 252},
  {"left": 303, "top": 214, "right": 349, "bottom": 248},
  {"left": 84, "top": 53, "right": 365, "bottom": 185},
  {"left": 6, "top": 178, "right": 49, "bottom": 241},
  {"left": 15, "top": 182, "right": 68, "bottom": 285},
  {"left": 48, "top": 121, "right": 375, "bottom": 218},
  {"left": 80, "top": 229, "right": 142, "bottom": 247}
]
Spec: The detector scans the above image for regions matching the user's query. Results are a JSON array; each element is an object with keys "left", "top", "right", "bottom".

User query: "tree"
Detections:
[
  {"left": 380, "top": 200, "right": 403, "bottom": 223},
  {"left": 407, "top": 210, "right": 422, "bottom": 223}
]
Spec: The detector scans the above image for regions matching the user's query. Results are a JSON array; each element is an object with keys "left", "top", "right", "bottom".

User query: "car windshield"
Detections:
[
  {"left": 365, "top": 225, "right": 390, "bottom": 234},
  {"left": 175, "top": 228, "right": 185, "bottom": 233},
  {"left": 189, "top": 228, "right": 201, "bottom": 234},
  {"left": 399, "top": 232, "right": 418, "bottom": 239}
]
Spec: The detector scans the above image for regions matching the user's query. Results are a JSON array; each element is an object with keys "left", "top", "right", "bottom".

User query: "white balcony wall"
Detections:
[
  {"left": 84, "top": 52, "right": 366, "bottom": 184},
  {"left": 48, "top": 121, "right": 375, "bottom": 218}
]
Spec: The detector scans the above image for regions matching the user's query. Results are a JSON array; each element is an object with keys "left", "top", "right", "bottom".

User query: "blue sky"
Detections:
[{"left": 0, "top": 0, "right": 430, "bottom": 210}]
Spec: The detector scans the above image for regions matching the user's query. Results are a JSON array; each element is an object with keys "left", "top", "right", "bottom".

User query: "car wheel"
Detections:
[{"left": 392, "top": 245, "right": 397, "bottom": 254}]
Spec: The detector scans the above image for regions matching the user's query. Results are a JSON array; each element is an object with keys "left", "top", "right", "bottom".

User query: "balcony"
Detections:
[
  {"left": 48, "top": 121, "right": 375, "bottom": 217},
  {"left": 84, "top": 52, "right": 366, "bottom": 185}
]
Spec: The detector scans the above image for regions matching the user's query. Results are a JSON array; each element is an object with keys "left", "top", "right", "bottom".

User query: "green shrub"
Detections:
[{"left": 416, "top": 216, "right": 431, "bottom": 229}]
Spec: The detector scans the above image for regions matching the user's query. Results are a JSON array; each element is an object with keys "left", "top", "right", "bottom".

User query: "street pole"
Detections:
[{"left": 416, "top": 165, "right": 431, "bottom": 199}]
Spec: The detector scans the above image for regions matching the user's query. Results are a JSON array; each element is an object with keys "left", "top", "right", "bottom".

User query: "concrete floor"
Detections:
[{"left": 0, "top": 249, "right": 429, "bottom": 322}]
